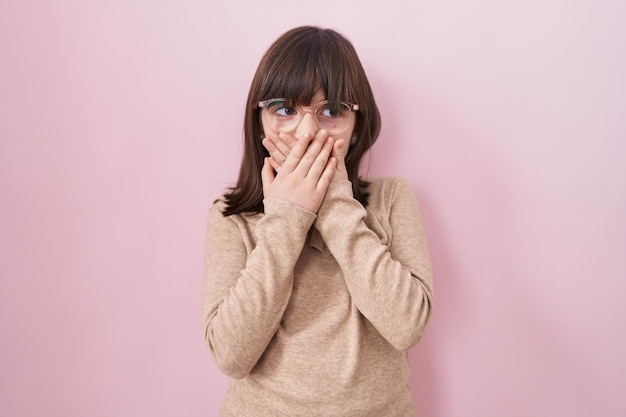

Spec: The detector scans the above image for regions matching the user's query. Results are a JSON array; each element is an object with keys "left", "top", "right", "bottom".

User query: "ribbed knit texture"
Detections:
[{"left": 203, "top": 177, "right": 434, "bottom": 417}]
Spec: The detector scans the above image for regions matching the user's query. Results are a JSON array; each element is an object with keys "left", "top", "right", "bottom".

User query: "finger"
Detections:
[
  {"left": 306, "top": 136, "right": 334, "bottom": 179},
  {"left": 277, "top": 132, "right": 298, "bottom": 152},
  {"left": 264, "top": 131, "right": 296, "bottom": 159},
  {"left": 262, "top": 138, "right": 286, "bottom": 166},
  {"left": 332, "top": 139, "right": 346, "bottom": 162},
  {"left": 292, "top": 129, "right": 330, "bottom": 176},
  {"left": 261, "top": 157, "right": 275, "bottom": 188},
  {"left": 330, "top": 138, "right": 349, "bottom": 181},
  {"left": 281, "top": 132, "right": 314, "bottom": 172},
  {"left": 316, "top": 156, "right": 338, "bottom": 191},
  {"left": 268, "top": 156, "right": 282, "bottom": 172}
]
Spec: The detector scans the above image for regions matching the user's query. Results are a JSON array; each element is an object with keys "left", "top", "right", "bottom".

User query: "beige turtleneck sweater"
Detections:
[{"left": 203, "top": 177, "right": 433, "bottom": 417}]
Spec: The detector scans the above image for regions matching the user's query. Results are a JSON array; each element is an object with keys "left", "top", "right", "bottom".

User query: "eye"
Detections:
[
  {"left": 274, "top": 106, "right": 297, "bottom": 117},
  {"left": 320, "top": 103, "right": 348, "bottom": 118},
  {"left": 266, "top": 100, "right": 296, "bottom": 117}
]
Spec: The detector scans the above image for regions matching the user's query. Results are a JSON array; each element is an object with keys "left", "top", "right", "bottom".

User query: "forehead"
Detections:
[{"left": 307, "top": 90, "right": 326, "bottom": 104}]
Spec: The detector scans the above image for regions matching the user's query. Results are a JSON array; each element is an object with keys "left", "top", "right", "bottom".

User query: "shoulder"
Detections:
[
  {"left": 207, "top": 197, "right": 231, "bottom": 222},
  {"left": 362, "top": 176, "right": 415, "bottom": 207},
  {"left": 360, "top": 177, "right": 421, "bottom": 239},
  {"left": 208, "top": 197, "right": 263, "bottom": 231},
  {"left": 207, "top": 198, "right": 232, "bottom": 230},
  {"left": 209, "top": 197, "right": 227, "bottom": 213}
]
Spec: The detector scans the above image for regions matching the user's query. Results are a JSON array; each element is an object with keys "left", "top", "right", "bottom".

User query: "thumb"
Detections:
[
  {"left": 333, "top": 139, "right": 346, "bottom": 161},
  {"left": 261, "top": 157, "right": 275, "bottom": 187},
  {"left": 330, "top": 139, "right": 348, "bottom": 181}
]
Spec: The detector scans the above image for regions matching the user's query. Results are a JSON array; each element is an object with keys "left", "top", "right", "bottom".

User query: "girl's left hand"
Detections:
[
  {"left": 329, "top": 139, "right": 348, "bottom": 182},
  {"left": 263, "top": 132, "right": 348, "bottom": 182}
]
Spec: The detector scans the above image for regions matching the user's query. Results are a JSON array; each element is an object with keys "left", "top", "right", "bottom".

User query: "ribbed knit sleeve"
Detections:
[
  {"left": 314, "top": 178, "right": 434, "bottom": 351},
  {"left": 203, "top": 198, "right": 316, "bottom": 378}
]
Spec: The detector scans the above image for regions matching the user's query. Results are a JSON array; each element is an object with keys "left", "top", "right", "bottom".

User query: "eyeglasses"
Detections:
[{"left": 258, "top": 98, "right": 359, "bottom": 135}]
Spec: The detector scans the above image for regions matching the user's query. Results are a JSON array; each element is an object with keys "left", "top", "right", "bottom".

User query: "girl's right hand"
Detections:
[
  {"left": 261, "top": 130, "right": 336, "bottom": 213},
  {"left": 262, "top": 132, "right": 298, "bottom": 173}
]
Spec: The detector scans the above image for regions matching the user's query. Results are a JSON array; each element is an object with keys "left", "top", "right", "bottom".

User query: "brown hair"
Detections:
[{"left": 222, "top": 26, "right": 381, "bottom": 216}]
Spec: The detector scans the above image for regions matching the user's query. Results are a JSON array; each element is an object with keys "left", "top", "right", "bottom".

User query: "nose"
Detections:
[{"left": 294, "top": 109, "right": 319, "bottom": 139}]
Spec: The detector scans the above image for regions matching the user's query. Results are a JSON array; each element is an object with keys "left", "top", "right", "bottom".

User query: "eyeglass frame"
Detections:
[{"left": 257, "top": 98, "right": 360, "bottom": 134}]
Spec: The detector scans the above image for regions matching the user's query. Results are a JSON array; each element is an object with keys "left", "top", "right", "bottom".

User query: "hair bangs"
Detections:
[
  {"left": 257, "top": 38, "right": 319, "bottom": 105},
  {"left": 316, "top": 35, "right": 361, "bottom": 105},
  {"left": 258, "top": 30, "right": 358, "bottom": 105}
]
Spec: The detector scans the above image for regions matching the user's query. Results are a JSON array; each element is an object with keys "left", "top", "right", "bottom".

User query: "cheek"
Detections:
[{"left": 259, "top": 111, "right": 277, "bottom": 135}]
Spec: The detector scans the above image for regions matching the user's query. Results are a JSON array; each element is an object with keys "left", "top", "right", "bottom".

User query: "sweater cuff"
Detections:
[
  {"left": 263, "top": 197, "right": 317, "bottom": 230},
  {"left": 324, "top": 180, "right": 354, "bottom": 200},
  {"left": 315, "top": 180, "right": 365, "bottom": 233}
]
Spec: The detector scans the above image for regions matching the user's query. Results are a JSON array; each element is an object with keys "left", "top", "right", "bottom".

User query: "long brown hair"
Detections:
[{"left": 222, "top": 26, "right": 381, "bottom": 216}]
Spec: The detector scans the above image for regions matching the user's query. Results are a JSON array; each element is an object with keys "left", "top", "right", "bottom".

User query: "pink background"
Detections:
[{"left": 1, "top": 1, "right": 625, "bottom": 416}]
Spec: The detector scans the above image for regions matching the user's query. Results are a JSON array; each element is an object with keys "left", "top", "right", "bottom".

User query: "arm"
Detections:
[
  {"left": 204, "top": 128, "right": 337, "bottom": 378},
  {"left": 202, "top": 198, "right": 316, "bottom": 378},
  {"left": 314, "top": 178, "right": 434, "bottom": 351}
]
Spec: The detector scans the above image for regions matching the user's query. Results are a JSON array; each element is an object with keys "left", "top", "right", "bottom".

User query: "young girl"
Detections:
[{"left": 203, "top": 26, "right": 434, "bottom": 416}]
